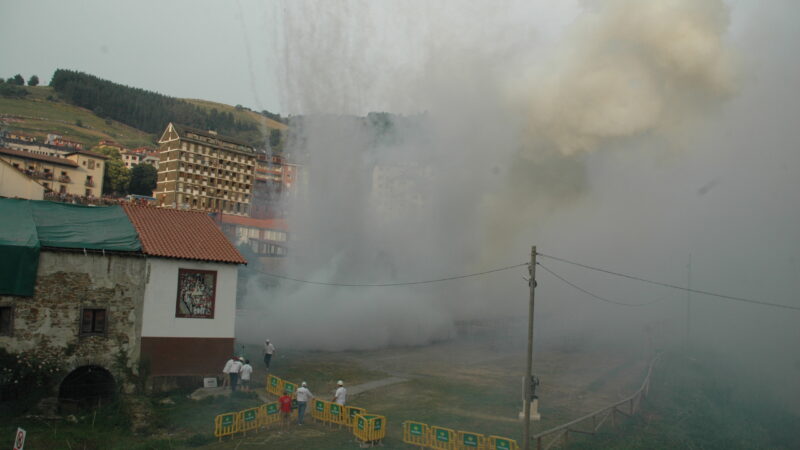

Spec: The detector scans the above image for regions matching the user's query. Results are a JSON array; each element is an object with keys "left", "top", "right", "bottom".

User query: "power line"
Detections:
[
  {"left": 537, "top": 262, "right": 663, "bottom": 307},
  {"left": 255, "top": 262, "right": 528, "bottom": 287},
  {"left": 538, "top": 252, "right": 800, "bottom": 312}
]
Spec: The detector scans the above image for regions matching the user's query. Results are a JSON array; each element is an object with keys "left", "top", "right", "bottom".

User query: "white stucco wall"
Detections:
[{"left": 141, "top": 258, "right": 238, "bottom": 338}]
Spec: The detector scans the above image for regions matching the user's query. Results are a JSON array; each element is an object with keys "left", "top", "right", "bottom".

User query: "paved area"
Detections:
[{"left": 189, "top": 376, "right": 409, "bottom": 402}]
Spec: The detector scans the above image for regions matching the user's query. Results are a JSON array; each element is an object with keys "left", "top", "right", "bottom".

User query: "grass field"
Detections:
[{"left": 2, "top": 336, "right": 797, "bottom": 449}]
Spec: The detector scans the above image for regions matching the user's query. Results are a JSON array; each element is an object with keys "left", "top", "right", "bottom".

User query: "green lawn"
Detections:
[{"left": 3, "top": 348, "right": 797, "bottom": 449}]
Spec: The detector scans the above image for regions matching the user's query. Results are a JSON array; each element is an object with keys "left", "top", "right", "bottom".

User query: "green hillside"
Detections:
[
  {"left": 0, "top": 86, "right": 155, "bottom": 148},
  {"left": 184, "top": 98, "right": 287, "bottom": 149},
  {"left": 0, "top": 85, "right": 287, "bottom": 151}
]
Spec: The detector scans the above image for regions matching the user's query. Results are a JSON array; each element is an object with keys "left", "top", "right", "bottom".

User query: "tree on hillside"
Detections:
[
  {"left": 129, "top": 164, "right": 157, "bottom": 196},
  {"left": 49, "top": 69, "right": 259, "bottom": 138},
  {"left": 269, "top": 129, "right": 282, "bottom": 149},
  {"left": 27, "top": 75, "right": 39, "bottom": 86},
  {"left": 93, "top": 146, "right": 121, "bottom": 159},
  {"left": 103, "top": 159, "right": 131, "bottom": 195},
  {"left": 0, "top": 84, "right": 28, "bottom": 98},
  {"left": 11, "top": 74, "right": 24, "bottom": 86}
]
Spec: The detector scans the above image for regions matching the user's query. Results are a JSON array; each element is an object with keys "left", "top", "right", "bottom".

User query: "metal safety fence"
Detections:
[
  {"left": 402, "top": 421, "right": 519, "bottom": 450},
  {"left": 531, "top": 353, "right": 662, "bottom": 450}
]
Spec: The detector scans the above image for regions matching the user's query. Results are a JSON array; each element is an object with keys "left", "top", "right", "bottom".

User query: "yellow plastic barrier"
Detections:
[
  {"left": 430, "top": 426, "right": 457, "bottom": 450},
  {"left": 266, "top": 374, "right": 283, "bottom": 396},
  {"left": 353, "top": 413, "right": 387, "bottom": 446},
  {"left": 260, "top": 402, "right": 282, "bottom": 427},
  {"left": 238, "top": 407, "right": 260, "bottom": 435},
  {"left": 402, "top": 421, "right": 430, "bottom": 447},
  {"left": 283, "top": 380, "right": 298, "bottom": 396},
  {"left": 457, "top": 430, "right": 486, "bottom": 449},
  {"left": 345, "top": 406, "right": 367, "bottom": 427},
  {"left": 328, "top": 402, "right": 345, "bottom": 426},
  {"left": 311, "top": 399, "right": 328, "bottom": 423},
  {"left": 214, "top": 412, "right": 239, "bottom": 440},
  {"left": 487, "top": 435, "right": 520, "bottom": 450}
]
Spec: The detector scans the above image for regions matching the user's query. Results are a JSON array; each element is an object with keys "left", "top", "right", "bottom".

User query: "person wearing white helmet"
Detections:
[
  {"left": 332, "top": 380, "right": 347, "bottom": 405},
  {"left": 295, "top": 381, "right": 314, "bottom": 425}
]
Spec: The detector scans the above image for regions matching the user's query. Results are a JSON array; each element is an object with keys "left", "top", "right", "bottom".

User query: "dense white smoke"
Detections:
[{"left": 237, "top": 0, "right": 741, "bottom": 351}]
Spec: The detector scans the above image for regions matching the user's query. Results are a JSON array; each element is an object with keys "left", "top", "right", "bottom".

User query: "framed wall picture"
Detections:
[{"left": 175, "top": 269, "right": 217, "bottom": 318}]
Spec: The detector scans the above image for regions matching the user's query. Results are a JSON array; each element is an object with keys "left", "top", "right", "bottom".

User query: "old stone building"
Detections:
[
  {"left": 153, "top": 123, "right": 256, "bottom": 216},
  {"left": 0, "top": 199, "right": 246, "bottom": 402}
]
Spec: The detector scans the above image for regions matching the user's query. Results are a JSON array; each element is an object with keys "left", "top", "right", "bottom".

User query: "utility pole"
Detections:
[{"left": 523, "top": 246, "right": 536, "bottom": 450}]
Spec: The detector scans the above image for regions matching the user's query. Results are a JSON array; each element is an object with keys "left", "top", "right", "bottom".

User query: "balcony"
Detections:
[
  {"left": 58, "top": 175, "right": 71, "bottom": 183},
  {"left": 85, "top": 179, "right": 95, "bottom": 187}
]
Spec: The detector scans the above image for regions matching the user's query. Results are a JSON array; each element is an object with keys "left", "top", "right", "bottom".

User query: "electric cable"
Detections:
[
  {"left": 256, "top": 262, "right": 528, "bottom": 287},
  {"left": 538, "top": 252, "right": 800, "bottom": 311},
  {"left": 537, "top": 262, "right": 663, "bottom": 307}
]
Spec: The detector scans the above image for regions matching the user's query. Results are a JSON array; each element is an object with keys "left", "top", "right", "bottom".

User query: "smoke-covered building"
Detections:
[{"left": 154, "top": 123, "right": 256, "bottom": 216}]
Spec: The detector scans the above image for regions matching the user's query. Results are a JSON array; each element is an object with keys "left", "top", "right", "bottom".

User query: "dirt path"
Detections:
[{"left": 348, "top": 376, "right": 409, "bottom": 396}]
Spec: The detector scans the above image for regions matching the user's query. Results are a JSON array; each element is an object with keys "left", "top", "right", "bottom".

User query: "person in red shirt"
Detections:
[{"left": 279, "top": 390, "right": 293, "bottom": 429}]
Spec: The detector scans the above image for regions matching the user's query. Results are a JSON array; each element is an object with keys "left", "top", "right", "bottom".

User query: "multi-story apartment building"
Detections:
[
  {"left": 154, "top": 123, "right": 256, "bottom": 216},
  {"left": 0, "top": 147, "right": 106, "bottom": 197},
  {"left": 251, "top": 150, "right": 305, "bottom": 218}
]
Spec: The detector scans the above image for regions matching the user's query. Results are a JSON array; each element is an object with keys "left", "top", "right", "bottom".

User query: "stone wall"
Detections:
[{"left": 0, "top": 250, "right": 147, "bottom": 393}]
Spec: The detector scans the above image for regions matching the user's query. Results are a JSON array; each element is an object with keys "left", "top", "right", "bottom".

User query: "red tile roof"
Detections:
[
  {"left": 122, "top": 205, "right": 247, "bottom": 264},
  {"left": 64, "top": 149, "right": 109, "bottom": 160},
  {"left": 0, "top": 147, "right": 79, "bottom": 167},
  {"left": 217, "top": 213, "right": 287, "bottom": 231}
]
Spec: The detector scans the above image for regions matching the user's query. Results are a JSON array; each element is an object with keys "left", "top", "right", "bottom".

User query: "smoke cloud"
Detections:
[{"left": 236, "top": 0, "right": 797, "bottom": 364}]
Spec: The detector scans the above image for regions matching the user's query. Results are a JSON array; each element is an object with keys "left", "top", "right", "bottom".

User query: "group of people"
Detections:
[
  {"left": 279, "top": 379, "right": 347, "bottom": 426},
  {"left": 221, "top": 339, "right": 349, "bottom": 426},
  {"left": 221, "top": 355, "right": 253, "bottom": 392}
]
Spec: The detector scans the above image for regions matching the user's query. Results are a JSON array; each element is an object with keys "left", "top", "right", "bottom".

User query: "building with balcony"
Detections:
[
  {"left": 154, "top": 123, "right": 256, "bottom": 216},
  {"left": 0, "top": 147, "right": 106, "bottom": 197}
]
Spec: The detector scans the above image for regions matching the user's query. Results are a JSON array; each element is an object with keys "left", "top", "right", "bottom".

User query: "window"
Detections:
[
  {"left": 0, "top": 307, "right": 13, "bottom": 335},
  {"left": 80, "top": 308, "right": 107, "bottom": 336},
  {"left": 88, "top": 159, "right": 95, "bottom": 169},
  {"left": 175, "top": 269, "right": 217, "bottom": 319}
]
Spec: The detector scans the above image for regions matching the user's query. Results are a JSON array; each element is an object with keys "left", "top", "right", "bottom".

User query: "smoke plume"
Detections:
[{"left": 238, "top": 0, "right": 740, "bottom": 351}]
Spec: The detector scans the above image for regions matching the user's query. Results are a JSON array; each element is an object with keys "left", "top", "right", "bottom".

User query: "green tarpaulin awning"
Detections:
[{"left": 0, "top": 198, "right": 142, "bottom": 296}]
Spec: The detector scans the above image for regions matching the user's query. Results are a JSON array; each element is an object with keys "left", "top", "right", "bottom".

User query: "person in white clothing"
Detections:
[
  {"left": 332, "top": 380, "right": 346, "bottom": 405},
  {"left": 229, "top": 357, "right": 244, "bottom": 392},
  {"left": 295, "top": 381, "right": 314, "bottom": 424},
  {"left": 239, "top": 359, "right": 253, "bottom": 392},
  {"left": 263, "top": 339, "right": 276, "bottom": 370},
  {"left": 221, "top": 355, "right": 235, "bottom": 388}
]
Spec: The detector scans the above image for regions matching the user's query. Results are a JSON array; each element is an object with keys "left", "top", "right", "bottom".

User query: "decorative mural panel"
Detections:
[{"left": 175, "top": 269, "right": 217, "bottom": 318}]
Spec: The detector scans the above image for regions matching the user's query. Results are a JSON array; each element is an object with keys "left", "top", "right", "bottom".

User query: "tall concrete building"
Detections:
[{"left": 154, "top": 123, "right": 256, "bottom": 216}]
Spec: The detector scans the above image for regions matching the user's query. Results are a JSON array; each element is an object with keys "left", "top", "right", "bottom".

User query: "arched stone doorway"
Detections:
[{"left": 59, "top": 365, "right": 116, "bottom": 410}]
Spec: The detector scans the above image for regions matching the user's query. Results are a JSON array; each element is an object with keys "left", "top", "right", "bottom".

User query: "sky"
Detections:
[{"left": 1, "top": 0, "right": 580, "bottom": 115}]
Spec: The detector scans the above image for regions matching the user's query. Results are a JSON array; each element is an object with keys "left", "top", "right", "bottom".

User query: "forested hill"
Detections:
[{"left": 49, "top": 69, "right": 285, "bottom": 147}]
